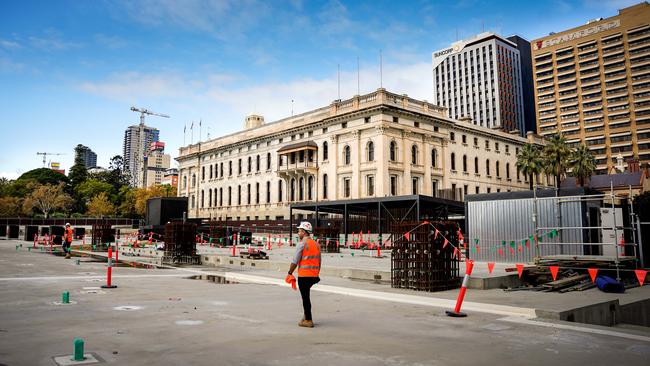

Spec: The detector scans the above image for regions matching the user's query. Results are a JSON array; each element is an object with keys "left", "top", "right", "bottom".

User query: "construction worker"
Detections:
[
  {"left": 288, "top": 221, "right": 321, "bottom": 328},
  {"left": 63, "top": 223, "right": 73, "bottom": 259}
]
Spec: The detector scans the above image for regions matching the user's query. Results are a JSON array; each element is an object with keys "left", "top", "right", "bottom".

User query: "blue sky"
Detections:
[{"left": 0, "top": 0, "right": 641, "bottom": 179}]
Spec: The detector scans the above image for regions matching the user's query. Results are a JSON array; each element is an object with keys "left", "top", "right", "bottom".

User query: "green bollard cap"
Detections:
[{"left": 73, "top": 338, "right": 85, "bottom": 361}]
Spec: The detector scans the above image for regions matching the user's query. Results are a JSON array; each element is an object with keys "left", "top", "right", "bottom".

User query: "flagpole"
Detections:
[
  {"left": 183, "top": 123, "right": 186, "bottom": 146},
  {"left": 199, "top": 119, "right": 202, "bottom": 143},
  {"left": 380, "top": 49, "right": 383, "bottom": 89}
]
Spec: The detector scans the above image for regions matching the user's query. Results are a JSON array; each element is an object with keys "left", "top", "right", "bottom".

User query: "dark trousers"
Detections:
[
  {"left": 298, "top": 276, "right": 320, "bottom": 321},
  {"left": 63, "top": 240, "right": 71, "bottom": 254}
]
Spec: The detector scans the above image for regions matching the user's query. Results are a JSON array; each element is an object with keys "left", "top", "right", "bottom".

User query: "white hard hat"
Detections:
[
  {"left": 66, "top": 223, "right": 70, "bottom": 226},
  {"left": 296, "top": 221, "right": 312, "bottom": 233}
]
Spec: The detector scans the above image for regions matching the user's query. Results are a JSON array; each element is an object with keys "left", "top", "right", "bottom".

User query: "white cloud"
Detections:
[
  {"left": 94, "top": 34, "right": 128, "bottom": 49},
  {"left": 0, "top": 39, "right": 21, "bottom": 50},
  {"left": 28, "top": 29, "right": 82, "bottom": 51},
  {"left": 114, "top": 0, "right": 271, "bottom": 42},
  {"left": 0, "top": 57, "right": 24, "bottom": 73},
  {"left": 76, "top": 58, "right": 434, "bottom": 162},
  {"left": 0, "top": 171, "right": 21, "bottom": 180}
]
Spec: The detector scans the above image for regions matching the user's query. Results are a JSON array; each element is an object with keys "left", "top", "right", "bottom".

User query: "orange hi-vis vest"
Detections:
[
  {"left": 298, "top": 238, "right": 321, "bottom": 277},
  {"left": 65, "top": 227, "right": 73, "bottom": 242}
]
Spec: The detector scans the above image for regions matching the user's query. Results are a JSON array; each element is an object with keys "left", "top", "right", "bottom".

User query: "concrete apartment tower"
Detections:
[
  {"left": 531, "top": 2, "right": 650, "bottom": 174},
  {"left": 145, "top": 141, "right": 172, "bottom": 187},
  {"left": 74, "top": 144, "right": 97, "bottom": 169},
  {"left": 123, "top": 123, "right": 160, "bottom": 187}
]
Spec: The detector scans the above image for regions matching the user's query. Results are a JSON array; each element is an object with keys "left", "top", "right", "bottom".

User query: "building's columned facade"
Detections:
[
  {"left": 531, "top": 2, "right": 650, "bottom": 174},
  {"left": 176, "top": 89, "right": 547, "bottom": 220}
]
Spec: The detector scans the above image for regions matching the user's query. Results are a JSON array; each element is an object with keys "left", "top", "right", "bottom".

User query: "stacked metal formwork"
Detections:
[
  {"left": 163, "top": 222, "right": 200, "bottom": 265},
  {"left": 314, "top": 227, "right": 340, "bottom": 253},
  {"left": 391, "top": 222, "right": 460, "bottom": 292},
  {"left": 91, "top": 224, "right": 115, "bottom": 250}
]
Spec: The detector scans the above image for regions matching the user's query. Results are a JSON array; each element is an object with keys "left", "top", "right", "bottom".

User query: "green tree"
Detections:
[
  {"left": 22, "top": 182, "right": 72, "bottom": 218},
  {"left": 0, "top": 196, "right": 22, "bottom": 216},
  {"left": 76, "top": 179, "right": 113, "bottom": 203},
  {"left": 516, "top": 143, "right": 543, "bottom": 190},
  {"left": 569, "top": 144, "right": 597, "bottom": 187},
  {"left": 542, "top": 134, "right": 572, "bottom": 191},
  {"left": 68, "top": 145, "right": 89, "bottom": 188},
  {"left": 17, "top": 168, "right": 69, "bottom": 186},
  {"left": 86, "top": 192, "right": 115, "bottom": 217},
  {"left": 68, "top": 145, "right": 90, "bottom": 213},
  {"left": 118, "top": 186, "right": 137, "bottom": 218}
]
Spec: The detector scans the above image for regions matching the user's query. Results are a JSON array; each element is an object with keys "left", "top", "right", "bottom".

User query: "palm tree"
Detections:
[
  {"left": 516, "top": 143, "right": 543, "bottom": 190},
  {"left": 570, "top": 144, "right": 596, "bottom": 187},
  {"left": 543, "top": 134, "right": 572, "bottom": 190}
]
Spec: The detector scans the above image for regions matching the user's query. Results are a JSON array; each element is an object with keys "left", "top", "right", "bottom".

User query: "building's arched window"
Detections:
[
  {"left": 367, "top": 141, "right": 374, "bottom": 162},
  {"left": 517, "top": 167, "right": 520, "bottom": 181},
  {"left": 266, "top": 181, "right": 271, "bottom": 203},
  {"left": 228, "top": 161, "right": 232, "bottom": 176},
  {"left": 219, "top": 187, "right": 223, "bottom": 206},
  {"left": 486, "top": 159, "right": 491, "bottom": 176},
  {"left": 191, "top": 174, "right": 196, "bottom": 187},
  {"left": 290, "top": 178, "right": 296, "bottom": 201},
  {"left": 323, "top": 141, "right": 328, "bottom": 161},
  {"left": 256, "top": 155, "right": 260, "bottom": 172},
  {"left": 183, "top": 175, "right": 187, "bottom": 188},
  {"left": 220, "top": 162, "right": 223, "bottom": 177},
  {"left": 255, "top": 183, "right": 259, "bottom": 203},
  {"left": 191, "top": 195, "right": 195, "bottom": 208},
  {"left": 236, "top": 185, "right": 240, "bottom": 205},
  {"left": 247, "top": 184, "right": 251, "bottom": 205},
  {"left": 228, "top": 186, "right": 232, "bottom": 206},
  {"left": 496, "top": 161, "right": 501, "bottom": 177},
  {"left": 431, "top": 149, "right": 437, "bottom": 168},
  {"left": 390, "top": 141, "right": 397, "bottom": 161},
  {"left": 200, "top": 190, "right": 205, "bottom": 208},
  {"left": 463, "top": 155, "right": 467, "bottom": 172},
  {"left": 266, "top": 153, "right": 271, "bottom": 170},
  {"left": 474, "top": 157, "right": 479, "bottom": 174},
  {"left": 247, "top": 157, "right": 252, "bottom": 173},
  {"left": 344, "top": 145, "right": 351, "bottom": 165},
  {"left": 451, "top": 153, "right": 456, "bottom": 171},
  {"left": 208, "top": 189, "right": 212, "bottom": 207},
  {"left": 323, "top": 174, "right": 328, "bottom": 199},
  {"left": 202, "top": 167, "right": 205, "bottom": 181},
  {"left": 506, "top": 163, "right": 510, "bottom": 179},
  {"left": 278, "top": 180, "right": 283, "bottom": 202},
  {"left": 411, "top": 145, "right": 418, "bottom": 164},
  {"left": 209, "top": 165, "right": 213, "bottom": 179},
  {"left": 299, "top": 177, "right": 305, "bottom": 201},
  {"left": 308, "top": 176, "right": 314, "bottom": 200},
  {"left": 238, "top": 159, "right": 242, "bottom": 175}
]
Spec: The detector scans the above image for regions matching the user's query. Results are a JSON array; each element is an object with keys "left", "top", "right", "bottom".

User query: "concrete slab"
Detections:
[{"left": 2, "top": 240, "right": 650, "bottom": 366}]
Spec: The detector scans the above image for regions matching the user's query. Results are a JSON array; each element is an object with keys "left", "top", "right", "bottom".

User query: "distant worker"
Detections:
[
  {"left": 63, "top": 223, "right": 73, "bottom": 259},
  {"left": 287, "top": 221, "right": 321, "bottom": 328}
]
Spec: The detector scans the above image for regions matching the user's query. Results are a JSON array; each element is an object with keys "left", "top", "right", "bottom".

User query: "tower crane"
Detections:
[
  {"left": 130, "top": 106, "right": 170, "bottom": 125},
  {"left": 36, "top": 152, "right": 65, "bottom": 168}
]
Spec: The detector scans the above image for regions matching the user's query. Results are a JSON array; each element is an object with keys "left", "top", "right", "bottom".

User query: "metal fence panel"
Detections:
[{"left": 467, "top": 196, "right": 585, "bottom": 263}]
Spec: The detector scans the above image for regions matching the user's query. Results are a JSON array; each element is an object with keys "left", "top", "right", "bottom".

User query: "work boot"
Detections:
[
  {"left": 298, "top": 319, "right": 314, "bottom": 328},
  {"left": 65, "top": 253, "right": 71, "bottom": 259}
]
